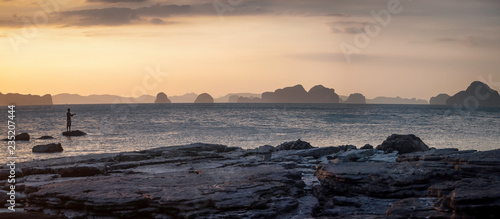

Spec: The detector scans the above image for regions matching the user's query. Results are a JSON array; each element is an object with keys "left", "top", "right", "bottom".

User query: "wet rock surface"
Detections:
[{"left": 1, "top": 137, "right": 498, "bottom": 218}]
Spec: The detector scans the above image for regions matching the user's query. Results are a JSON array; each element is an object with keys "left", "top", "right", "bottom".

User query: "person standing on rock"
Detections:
[{"left": 67, "top": 108, "right": 76, "bottom": 132}]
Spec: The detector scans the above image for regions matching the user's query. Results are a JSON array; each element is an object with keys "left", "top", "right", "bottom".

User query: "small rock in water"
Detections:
[
  {"left": 62, "top": 130, "right": 87, "bottom": 136},
  {"left": 32, "top": 143, "right": 63, "bottom": 153},
  {"left": 2, "top": 132, "right": 30, "bottom": 141}
]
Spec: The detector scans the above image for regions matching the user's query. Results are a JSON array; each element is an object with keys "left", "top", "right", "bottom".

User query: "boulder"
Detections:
[
  {"left": 276, "top": 139, "right": 313, "bottom": 151},
  {"left": 62, "top": 130, "right": 86, "bottom": 136},
  {"left": 32, "top": 143, "right": 63, "bottom": 153},
  {"left": 194, "top": 93, "right": 214, "bottom": 103},
  {"left": 345, "top": 93, "right": 366, "bottom": 104},
  {"left": 376, "top": 134, "right": 429, "bottom": 154},
  {"left": 360, "top": 144, "right": 373, "bottom": 149},
  {"left": 154, "top": 92, "right": 171, "bottom": 103},
  {"left": 3, "top": 132, "right": 30, "bottom": 141},
  {"left": 17, "top": 132, "right": 30, "bottom": 140}
]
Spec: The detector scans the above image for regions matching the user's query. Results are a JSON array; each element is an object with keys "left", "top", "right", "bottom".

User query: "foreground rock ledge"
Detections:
[{"left": 1, "top": 139, "right": 499, "bottom": 218}]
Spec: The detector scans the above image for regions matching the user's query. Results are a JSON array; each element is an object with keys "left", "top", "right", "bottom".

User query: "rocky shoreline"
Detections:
[{"left": 1, "top": 135, "right": 499, "bottom": 218}]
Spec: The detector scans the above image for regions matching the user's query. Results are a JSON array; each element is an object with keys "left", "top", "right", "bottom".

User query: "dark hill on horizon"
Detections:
[
  {"left": 0, "top": 92, "right": 52, "bottom": 105},
  {"left": 262, "top": 84, "right": 340, "bottom": 103}
]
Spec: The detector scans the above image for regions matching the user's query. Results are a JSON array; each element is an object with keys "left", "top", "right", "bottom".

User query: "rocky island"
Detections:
[{"left": 0, "top": 135, "right": 498, "bottom": 218}]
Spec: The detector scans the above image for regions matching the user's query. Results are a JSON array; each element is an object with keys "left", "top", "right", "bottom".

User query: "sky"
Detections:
[{"left": 1, "top": 0, "right": 499, "bottom": 100}]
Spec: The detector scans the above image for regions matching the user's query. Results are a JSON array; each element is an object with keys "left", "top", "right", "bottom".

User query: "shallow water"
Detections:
[{"left": 2, "top": 103, "right": 500, "bottom": 163}]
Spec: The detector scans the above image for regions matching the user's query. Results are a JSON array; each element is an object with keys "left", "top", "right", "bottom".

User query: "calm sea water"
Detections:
[{"left": 2, "top": 103, "right": 500, "bottom": 163}]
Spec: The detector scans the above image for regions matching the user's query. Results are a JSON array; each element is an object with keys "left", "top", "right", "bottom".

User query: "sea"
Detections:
[{"left": 2, "top": 103, "right": 500, "bottom": 163}]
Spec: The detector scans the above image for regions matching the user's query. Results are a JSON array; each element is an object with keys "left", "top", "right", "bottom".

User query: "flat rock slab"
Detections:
[
  {"left": 26, "top": 165, "right": 304, "bottom": 218},
  {"left": 62, "top": 130, "right": 86, "bottom": 136}
]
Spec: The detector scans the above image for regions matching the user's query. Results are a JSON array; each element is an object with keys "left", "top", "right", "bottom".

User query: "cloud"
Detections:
[
  {"left": 150, "top": 18, "right": 164, "bottom": 24},
  {"left": 328, "top": 21, "right": 376, "bottom": 34},
  {"left": 61, "top": 7, "right": 137, "bottom": 26},
  {"left": 87, "top": 0, "right": 147, "bottom": 2},
  {"left": 286, "top": 52, "right": 378, "bottom": 63},
  {"left": 433, "top": 36, "right": 500, "bottom": 48}
]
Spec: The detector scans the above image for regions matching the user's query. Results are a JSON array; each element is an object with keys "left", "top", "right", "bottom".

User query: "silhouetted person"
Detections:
[{"left": 67, "top": 108, "right": 76, "bottom": 132}]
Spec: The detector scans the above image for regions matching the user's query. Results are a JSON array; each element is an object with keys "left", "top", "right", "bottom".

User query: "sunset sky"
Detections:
[{"left": 1, "top": 0, "right": 499, "bottom": 99}]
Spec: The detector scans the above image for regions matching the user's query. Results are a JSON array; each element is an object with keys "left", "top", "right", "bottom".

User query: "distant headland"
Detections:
[{"left": 2, "top": 81, "right": 499, "bottom": 106}]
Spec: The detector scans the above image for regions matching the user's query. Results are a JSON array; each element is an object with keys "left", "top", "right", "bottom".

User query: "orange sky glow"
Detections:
[{"left": 1, "top": 0, "right": 499, "bottom": 100}]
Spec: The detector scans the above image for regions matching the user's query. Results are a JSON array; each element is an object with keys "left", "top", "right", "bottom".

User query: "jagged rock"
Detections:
[
  {"left": 276, "top": 139, "right": 313, "bottom": 151},
  {"left": 37, "top": 136, "right": 54, "bottom": 139},
  {"left": 360, "top": 144, "right": 373, "bottom": 149},
  {"left": 32, "top": 143, "right": 63, "bottom": 153},
  {"left": 62, "top": 130, "right": 86, "bottom": 136},
  {"left": 430, "top": 93, "right": 450, "bottom": 105},
  {"left": 154, "top": 92, "right": 171, "bottom": 103},
  {"left": 376, "top": 134, "right": 429, "bottom": 154},
  {"left": 336, "top": 149, "right": 375, "bottom": 162},
  {"left": 12, "top": 142, "right": 500, "bottom": 218},
  {"left": 435, "top": 178, "right": 500, "bottom": 218},
  {"left": 338, "top": 145, "right": 357, "bottom": 151},
  {"left": 194, "top": 93, "right": 214, "bottom": 103},
  {"left": 386, "top": 197, "right": 450, "bottom": 218}
]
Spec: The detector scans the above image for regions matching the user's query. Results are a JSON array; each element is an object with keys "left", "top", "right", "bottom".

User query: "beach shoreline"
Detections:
[{"left": 1, "top": 136, "right": 499, "bottom": 218}]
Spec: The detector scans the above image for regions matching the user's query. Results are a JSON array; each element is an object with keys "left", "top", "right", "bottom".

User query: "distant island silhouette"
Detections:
[
  {"left": 430, "top": 94, "right": 451, "bottom": 105},
  {"left": 194, "top": 93, "right": 214, "bottom": 103},
  {"left": 262, "top": 84, "right": 340, "bottom": 103},
  {"left": 3, "top": 81, "right": 499, "bottom": 106},
  {"left": 345, "top": 93, "right": 366, "bottom": 104},
  {"left": 0, "top": 92, "right": 52, "bottom": 105},
  {"left": 446, "top": 81, "right": 500, "bottom": 107},
  {"left": 154, "top": 92, "right": 171, "bottom": 104}
]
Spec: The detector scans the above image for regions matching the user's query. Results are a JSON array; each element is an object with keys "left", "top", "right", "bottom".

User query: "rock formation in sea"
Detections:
[
  {"left": 446, "top": 81, "right": 500, "bottom": 107},
  {"left": 0, "top": 93, "right": 52, "bottom": 105},
  {"left": 4, "top": 135, "right": 499, "bottom": 218},
  {"left": 229, "top": 95, "right": 240, "bottom": 103},
  {"left": 2, "top": 133, "right": 30, "bottom": 141},
  {"left": 345, "top": 93, "right": 366, "bottom": 104},
  {"left": 194, "top": 93, "right": 214, "bottom": 103},
  {"left": 262, "top": 84, "right": 339, "bottom": 103},
  {"left": 307, "top": 85, "right": 340, "bottom": 103},
  {"left": 430, "top": 93, "right": 451, "bottom": 105},
  {"left": 366, "top": 96, "right": 428, "bottom": 104},
  {"left": 52, "top": 93, "right": 155, "bottom": 104},
  {"left": 154, "top": 92, "right": 171, "bottom": 103},
  {"left": 62, "top": 130, "right": 87, "bottom": 136},
  {"left": 237, "top": 96, "right": 262, "bottom": 103},
  {"left": 32, "top": 143, "right": 63, "bottom": 153}
]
